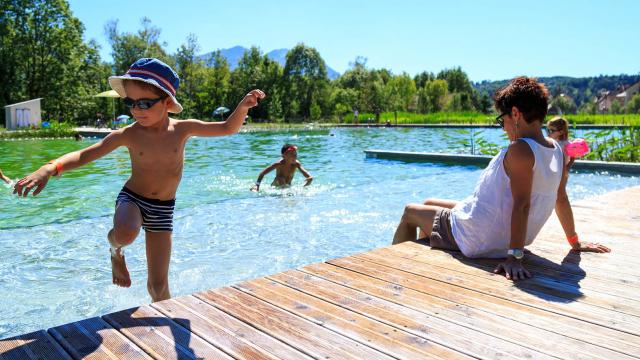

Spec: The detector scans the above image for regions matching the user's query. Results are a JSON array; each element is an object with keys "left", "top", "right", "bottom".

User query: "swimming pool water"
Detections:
[{"left": 0, "top": 127, "right": 637, "bottom": 338}]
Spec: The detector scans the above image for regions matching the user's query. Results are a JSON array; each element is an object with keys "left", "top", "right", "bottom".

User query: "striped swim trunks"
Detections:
[{"left": 115, "top": 187, "right": 176, "bottom": 232}]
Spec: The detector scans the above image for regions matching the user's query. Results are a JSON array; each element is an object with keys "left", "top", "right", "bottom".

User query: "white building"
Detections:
[{"left": 4, "top": 98, "right": 42, "bottom": 130}]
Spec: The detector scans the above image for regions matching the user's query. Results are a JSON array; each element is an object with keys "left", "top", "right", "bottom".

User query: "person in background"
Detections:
[{"left": 251, "top": 144, "right": 313, "bottom": 191}]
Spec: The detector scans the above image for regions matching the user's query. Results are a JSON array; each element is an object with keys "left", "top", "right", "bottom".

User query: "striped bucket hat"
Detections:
[{"left": 108, "top": 58, "right": 183, "bottom": 113}]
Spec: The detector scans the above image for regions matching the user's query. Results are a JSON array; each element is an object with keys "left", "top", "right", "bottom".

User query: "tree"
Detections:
[
  {"left": 0, "top": 0, "right": 110, "bottom": 124},
  {"left": 385, "top": 73, "right": 417, "bottom": 113},
  {"left": 105, "top": 17, "right": 170, "bottom": 76},
  {"left": 199, "top": 50, "right": 231, "bottom": 120},
  {"left": 281, "top": 43, "right": 330, "bottom": 121},
  {"left": 610, "top": 100, "right": 622, "bottom": 114},
  {"left": 423, "top": 80, "right": 448, "bottom": 112},
  {"left": 227, "top": 46, "right": 282, "bottom": 121},
  {"left": 625, "top": 93, "right": 640, "bottom": 114},
  {"left": 174, "top": 34, "right": 206, "bottom": 118}
]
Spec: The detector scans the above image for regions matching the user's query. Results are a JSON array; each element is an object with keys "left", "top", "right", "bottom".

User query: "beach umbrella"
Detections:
[
  {"left": 94, "top": 90, "right": 121, "bottom": 122},
  {"left": 116, "top": 114, "right": 130, "bottom": 122},
  {"left": 213, "top": 106, "right": 230, "bottom": 120}
]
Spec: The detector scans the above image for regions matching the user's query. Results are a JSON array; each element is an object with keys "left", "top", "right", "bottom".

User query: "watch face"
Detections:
[{"left": 509, "top": 248, "right": 524, "bottom": 259}]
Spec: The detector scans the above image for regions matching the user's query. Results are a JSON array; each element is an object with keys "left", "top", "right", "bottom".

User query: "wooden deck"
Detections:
[{"left": 2, "top": 186, "right": 639, "bottom": 359}]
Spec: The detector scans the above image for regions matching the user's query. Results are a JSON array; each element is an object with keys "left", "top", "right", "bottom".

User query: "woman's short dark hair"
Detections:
[{"left": 494, "top": 77, "right": 549, "bottom": 123}]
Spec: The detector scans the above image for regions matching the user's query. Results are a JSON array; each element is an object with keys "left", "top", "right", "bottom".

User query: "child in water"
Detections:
[{"left": 251, "top": 144, "right": 313, "bottom": 191}]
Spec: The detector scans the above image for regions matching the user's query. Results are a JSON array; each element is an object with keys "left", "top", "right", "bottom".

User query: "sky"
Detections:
[{"left": 67, "top": 0, "right": 640, "bottom": 82}]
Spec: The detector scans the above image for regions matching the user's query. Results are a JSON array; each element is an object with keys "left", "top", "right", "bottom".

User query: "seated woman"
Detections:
[{"left": 392, "top": 77, "right": 610, "bottom": 281}]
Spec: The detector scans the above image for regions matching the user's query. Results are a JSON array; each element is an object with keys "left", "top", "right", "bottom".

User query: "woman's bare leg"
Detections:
[
  {"left": 418, "top": 198, "right": 457, "bottom": 238},
  {"left": 393, "top": 203, "right": 441, "bottom": 245}
]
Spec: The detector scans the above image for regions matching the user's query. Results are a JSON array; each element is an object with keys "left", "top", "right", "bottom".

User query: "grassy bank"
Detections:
[
  {"left": 338, "top": 111, "right": 640, "bottom": 126},
  {"left": 0, "top": 123, "right": 77, "bottom": 140}
]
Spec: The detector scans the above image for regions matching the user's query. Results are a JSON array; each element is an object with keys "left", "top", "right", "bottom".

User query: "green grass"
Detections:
[
  {"left": 337, "top": 111, "right": 640, "bottom": 126},
  {"left": 0, "top": 122, "right": 77, "bottom": 139}
]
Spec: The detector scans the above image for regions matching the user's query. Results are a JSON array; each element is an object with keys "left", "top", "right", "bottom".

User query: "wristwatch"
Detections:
[{"left": 507, "top": 248, "right": 524, "bottom": 260}]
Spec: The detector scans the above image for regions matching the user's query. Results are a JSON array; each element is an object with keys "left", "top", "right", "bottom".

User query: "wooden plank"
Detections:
[
  {"left": 195, "top": 287, "right": 393, "bottom": 360},
  {"left": 151, "top": 296, "right": 307, "bottom": 360},
  {"left": 0, "top": 330, "right": 71, "bottom": 360},
  {"left": 332, "top": 254, "right": 640, "bottom": 335},
  {"left": 278, "top": 267, "right": 554, "bottom": 360},
  {"left": 48, "top": 316, "right": 151, "bottom": 360},
  {"left": 102, "top": 305, "right": 232, "bottom": 360},
  {"left": 373, "top": 245, "right": 640, "bottom": 314},
  {"left": 298, "top": 262, "right": 640, "bottom": 357},
  {"left": 234, "top": 277, "right": 469, "bottom": 360},
  {"left": 391, "top": 241, "right": 640, "bottom": 300},
  {"left": 267, "top": 270, "right": 636, "bottom": 360}
]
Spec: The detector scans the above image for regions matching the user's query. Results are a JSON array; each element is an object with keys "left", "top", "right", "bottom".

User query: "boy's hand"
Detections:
[
  {"left": 239, "top": 89, "right": 266, "bottom": 109},
  {"left": 13, "top": 165, "right": 55, "bottom": 197},
  {"left": 494, "top": 257, "right": 531, "bottom": 281},
  {"left": 304, "top": 177, "right": 313, "bottom": 186}
]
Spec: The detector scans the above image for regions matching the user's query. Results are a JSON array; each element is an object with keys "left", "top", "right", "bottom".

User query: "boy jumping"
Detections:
[{"left": 13, "top": 58, "right": 265, "bottom": 301}]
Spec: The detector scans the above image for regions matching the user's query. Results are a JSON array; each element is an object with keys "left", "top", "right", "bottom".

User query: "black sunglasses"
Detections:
[
  {"left": 547, "top": 128, "right": 560, "bottom": 134},
  {"left": 495, "top": 112, "right": 509, "bottom": 128},
  {"left": 123, "top": 97, "right": 165, "bottom": 110}
]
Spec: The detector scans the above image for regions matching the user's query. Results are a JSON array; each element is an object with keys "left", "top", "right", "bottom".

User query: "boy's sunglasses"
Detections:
[
  {"left": 123, "top": 97, "right": 165, "bottom": 110},
  {"left": 495, "top": 112, "right": 509, "bottom": 128}
]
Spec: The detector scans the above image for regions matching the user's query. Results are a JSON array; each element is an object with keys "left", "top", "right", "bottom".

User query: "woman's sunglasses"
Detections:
[
  {"left": 547, "top": 128, "right": 560, "bottom": 134},
  {"left": 495, "top": 112, "right": 509, "bottom": 128},
  {"left": 123, "top": 97, "right": 165, "bottom": 110}
]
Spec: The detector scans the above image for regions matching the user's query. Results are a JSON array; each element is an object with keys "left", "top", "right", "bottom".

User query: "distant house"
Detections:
[
  {"left": 595, "top": 81, "right": 640, "bottom": 112},
  {"left": 4, "top": 98, "right": 43, "bottom": 130}
]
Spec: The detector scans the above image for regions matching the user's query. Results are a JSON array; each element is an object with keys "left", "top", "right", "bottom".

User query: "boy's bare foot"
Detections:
[{"left": 108, "top": 231, "right": 131, "bottom": 287}]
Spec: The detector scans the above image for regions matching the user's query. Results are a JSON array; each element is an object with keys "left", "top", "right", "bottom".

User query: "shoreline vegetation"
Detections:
[{"left": 2, "top": 118, "right": 638, "bottom": 164}]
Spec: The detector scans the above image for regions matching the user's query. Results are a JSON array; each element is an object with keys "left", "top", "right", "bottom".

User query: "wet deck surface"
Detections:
[{"left": 2, "top": 186, "right": 639, "bottom": 359}]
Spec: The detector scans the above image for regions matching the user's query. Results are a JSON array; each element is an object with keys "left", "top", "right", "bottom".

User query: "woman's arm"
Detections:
[
  {"left": 13, "top": 129, "right": 127, "bottom": 197},
  {"left": 495, "top": 140, "right": 534, "bottom": 280},
  {"left": 556, "top": 162, "right": 611, "bottom": 253}
]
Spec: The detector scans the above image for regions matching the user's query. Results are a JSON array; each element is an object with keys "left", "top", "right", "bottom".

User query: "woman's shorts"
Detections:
[{"left": 429, "top": 209, "right": 460, "bottom": 251}]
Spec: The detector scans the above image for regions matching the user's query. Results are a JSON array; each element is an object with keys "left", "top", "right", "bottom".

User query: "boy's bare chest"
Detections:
[{"left": 128, "top": 134, "right": 186, "bottom": 168}]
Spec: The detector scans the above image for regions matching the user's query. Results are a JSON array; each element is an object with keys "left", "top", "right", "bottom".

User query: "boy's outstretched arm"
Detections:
[
  {"left": 297, "top": 161, "right": 313, "bottom": 186},
  {"left": 251, "top": 163, "right": 278, "bottom": 191},
  {"left": 555, "top": 161, "right": 610, "bottom": 253},
  {"left": 13, "top": 130, "right": 127, "bottom": 197},
  {"left": 182, "top": 89, "right": 265, "bottom": 137}
]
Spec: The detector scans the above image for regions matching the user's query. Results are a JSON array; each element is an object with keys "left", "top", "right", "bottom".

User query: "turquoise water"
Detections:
[{"left": 0, "top": 127, "right": 638, "bottom": 338}]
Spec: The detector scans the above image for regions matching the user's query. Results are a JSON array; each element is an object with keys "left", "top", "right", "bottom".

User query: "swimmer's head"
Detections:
[{"left": 281, "top": 144, "right": 298, "bottom": 160}]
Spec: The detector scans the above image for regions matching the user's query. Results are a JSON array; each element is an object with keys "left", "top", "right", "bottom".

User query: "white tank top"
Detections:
[{"left": 450, "top": 138, "right": 564, "bottom": 258}]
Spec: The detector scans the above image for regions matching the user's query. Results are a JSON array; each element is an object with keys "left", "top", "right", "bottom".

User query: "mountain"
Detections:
[{"left": 199, "top": 46, "right": 341, "bottom": 80}]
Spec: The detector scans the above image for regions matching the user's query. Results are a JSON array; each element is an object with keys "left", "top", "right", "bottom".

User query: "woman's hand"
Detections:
[
  {"left": 13, "top": 164, "right": 55, "bottom": 197},
  {"left": 572, "top": 242, "right": 611, "bottom": 253},
  {"left": 494, "top": 257, "right": 531, "bottom": 281}
]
